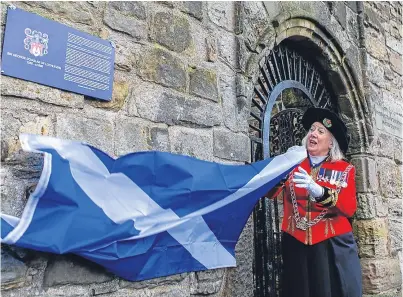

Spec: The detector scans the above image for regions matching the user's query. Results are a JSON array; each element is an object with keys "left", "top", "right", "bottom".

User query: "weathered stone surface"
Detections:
[
  {"left": 89, "top": 81, "right": 129, "bottom": 110},
  {"left": 133, "top": 84, "right": 222, "bottom": 127},
  {"left": 353, "top": 219, "right": 389, "bottom": 258},
  {"left": 218, "top": 31, "right": 237, "bottom": 69},
  {"left": 389, "top": 217, "right": 402, "bottom": 256},
  {"left": 115, "top": 116, "right": 169, "bottom": 155},
  {"left": 151, "top": 12, "right": 191, "bottom": 53},
  {"left": 56, "top": 112, "right": 114, "bottom": 155},
  {"left": 104, "top": 2, "right": 147, "bottom": 39},
  {"left": 1, "top": 250, "right": 27, "bottom": 290},
  {"left": 394, "top": 138, "right": 402, "bottom": 164},
  {"left": 120, "top": 273, "right": 188, "bottom": 289},
  {"left": 213, "top": 128, "right": 250, "bottom": 162},
  {"left": 189, "top": 270, "right": 224, "bottom": 295},
  {"left": 364, "top": 6, "right": 385, "bottom": 34},
  {"left": 219, "top": 74, "right": 250, "bottom": 133},
  {"left": 206, "top": 35, "right": 218, "bottom": 62},
  {"left": 263, "top": 1, "right": 282, "bottom": 19},
  {"left": 366, "top": 29, "right": 388, "bottom": 61},
  {"left": 138, "top": 47, "right": 187, "bottom": 92},
  {"left": 207, "top": 2, "right": 236, "bottom": 32},
  {"left": 386, "top": 35, "right": 403, "bottom": 55},
  {"left": 370, "top": 132, "right": 395, "bottom": 159},
  {"left": 242, "top": 1, "right": 269, "bottom": 50},
  {"left": 26, "top": 1, "right": 94, "bottom": 26},
  {"left": 224, "top": 250, "right": 253, "bottom": 297},
  {"left": 361, "top": 258, "right": 402, "bottom": 294},
  {"left": 356, "top": 193, "right": 389, "bottom": 219},
  {"left": 367, "top": 54, "right": 385, "bottom": 88},
  {"left": 388, "top": 48, "right": 403, "bottom": 75},
  {"left": 108, "top": 1, "right": 146, "bottom": 20},
  {"left": 345, "top": 1, "right": 358, "bottom": 13},
  {"left": 43, "top": 255, "right": 114, "bottom": 287},
  {"left": 376, "top": 158, "right": 402, "bottom": 199},
  {"left": 189, "top": 68, "right": 218, "bottom": 101},
  {"left": 169, "top": 126, "right": 213, "bottom": 161},
  {"left": 179, "top": 2, "right": 203, "bottom": 20},
  {"left": 350, "top": 157, "right": 379, "bottom": 193},
  {"left": 1, "top": 76, "right": 84, "bottom": 108},
  {"left": 333, "top": 1, "right": 347, "bottom": 30}
]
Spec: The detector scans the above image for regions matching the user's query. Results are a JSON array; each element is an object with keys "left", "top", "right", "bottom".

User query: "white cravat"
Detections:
[{"left": 309, "top": 154, "right": 327, "bottom": 167}]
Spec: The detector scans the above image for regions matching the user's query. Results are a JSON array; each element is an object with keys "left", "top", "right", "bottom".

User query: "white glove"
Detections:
[{"left": 292, "top": 166, "right": 324, "bottom": 198}]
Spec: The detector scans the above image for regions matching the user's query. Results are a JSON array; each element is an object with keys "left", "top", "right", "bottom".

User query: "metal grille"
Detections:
[{"left": 249, "top": 44, "right": 337, "bottom": 297}]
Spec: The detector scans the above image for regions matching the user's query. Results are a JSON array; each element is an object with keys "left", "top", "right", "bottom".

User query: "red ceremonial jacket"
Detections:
[{"left": 272, "top": 157, "right": 357, "bottom": 245}]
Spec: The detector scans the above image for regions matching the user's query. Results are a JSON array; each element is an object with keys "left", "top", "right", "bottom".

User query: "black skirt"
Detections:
[{"left": 281, "top": 232, "right": 362, "bottom": 297}]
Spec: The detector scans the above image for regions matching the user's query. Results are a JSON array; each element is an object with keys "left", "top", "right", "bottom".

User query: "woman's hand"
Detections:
[{"left": 292, "top": 167, "right": 324, "bottom": 198}]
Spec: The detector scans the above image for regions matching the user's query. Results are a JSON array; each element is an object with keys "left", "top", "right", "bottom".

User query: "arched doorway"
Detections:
[{"left": 249, "top": 40, "right": 338, "bottom": 297}]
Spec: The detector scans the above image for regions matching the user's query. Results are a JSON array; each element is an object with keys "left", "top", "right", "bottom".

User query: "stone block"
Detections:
[
  {"left": 115, "top": 116, "right": 169, "bottom": 156},
  {"left": 104, "top": 3, "right": 147, "bottom": 40},
  {"left": 218, "top": 31, "right": 237, "bottom": 69},
  {"left": 370, "top": 132, "right": 395, "bottom": 159},
  {"left": 389, "top": 217, "right": 402, "bottom": 256},
  {"left": 367, "top": 53, "right": 385, "bottom": 88},
  {"left": 394, "top": 138, "right": 402, "bottom": 164},
  {"left": 43, "top": 255, "right": 114, "bottom": 287},
  {"left": 133, "top": 84, "right": 222, "bottom": 128},
  {"left": 364, "top": 6, "right": 385, "bottom": 34},
  {"left": 333, "top": 1, "right": 347, "bottom": 30},
  {"left": 366, "top": 28, "right": 388, "bottom": 61},
  {"left": 107, "top": 2, "right": 146, "bottom": 20},
  {"left": 220, "top": 74, "right": 250, "bottom": 133},
  {"left": 388, "top": 48, "right": 403, "bottom": 75},
  {"left": 120, "top": 273, "right": 187, "bottom": 289},
  {"left": 56, "top": 113, "right": 114, "bottom": 155},
  {"left": 263, "top": 1, "right": 282, "bottom": 19},
  {"left": 179, "top": 2, "right": 203, "bottom": 20},
  {"left": 206, "top": 35, "right": 217, "bottom": 62},
  {"left": 27, "top": 2, "right": 94, "bottom": 26},
  {"left": 361, "top": 258, "right": 402, "bottom": 294},
  {"left": 386, "top": 35, "right": 403, "bottom": 55},
  {"left": 225, "top": 250, "right": 254, "bottom": 297},
  {"left": 189, "top": 68, "right": 218, "bottom": 101},
  {"left": 350, "top": 157, "right": 378, "bottom": 193},
  {"left": 89, "top": 81, "right": 129, "bottom": 110},
  {"left": 207, "top": 2, "right": 236, "bottom": 32},
  {"left": 138, "top": 47, "right": 187, "bottom": 92},
  {"left": 345, "top": 1, "right": 358, "bottom": 13},
  {"left": 169, "top": 126, "right": 213, "bottom": 161},
  {"left": 151, "top": 11, "right": 191, "bottom": 53},
  {"left": 1, "top": 250, "right": 27, "bottom": 290},
  {"left": 242, "top": 2, "right": 269, "bottom": 50},
  {"left": 353, "top": 219, "right": 389, "bottom": 258},
  {"left": 213, "top": 128, "right": 250, "bottom": 162},
  {"left": 355, "top": 193, "right": 388, "bottom": 219},
  {"left": 376, "top": 158, "right": 402, "bottom": 199},
  {"left": 1, "top": 76, "right": 84, "bottom": 108},
  {"left": 189, "top": 270, "right": 224, "bottom": 295}
]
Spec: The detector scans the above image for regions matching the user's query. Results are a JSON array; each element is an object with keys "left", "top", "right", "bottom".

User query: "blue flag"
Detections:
[{"left": 1, "top": 134, "right": 306, "bottom": 281}]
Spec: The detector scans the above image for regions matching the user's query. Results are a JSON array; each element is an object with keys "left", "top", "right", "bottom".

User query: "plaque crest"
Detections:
[{"left": 24, "top": 28, "right": 48, "bottom": 57}]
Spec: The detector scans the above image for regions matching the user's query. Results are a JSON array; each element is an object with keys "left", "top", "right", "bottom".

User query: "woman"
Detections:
[{"left": 268, "top": 107, "right": 362, "bottom": 297}]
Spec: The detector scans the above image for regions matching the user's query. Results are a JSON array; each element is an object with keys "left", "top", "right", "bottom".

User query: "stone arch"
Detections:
[{"left": 246, "top": 17, "right": 372, "bottom": 156}]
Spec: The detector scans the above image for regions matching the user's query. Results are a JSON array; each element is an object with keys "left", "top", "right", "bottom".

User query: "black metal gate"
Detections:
[{"left": 249, "top": 42, "right": 337, "bottom": 297}]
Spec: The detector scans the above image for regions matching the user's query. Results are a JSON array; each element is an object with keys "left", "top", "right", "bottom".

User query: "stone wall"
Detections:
[{"left": 0, "top": 1, "right": 402, "bottom": 297}]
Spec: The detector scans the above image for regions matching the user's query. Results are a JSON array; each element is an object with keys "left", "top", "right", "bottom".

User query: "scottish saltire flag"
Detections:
[{"left": 1, "top": 134, "right": 306, "bottom": 281}]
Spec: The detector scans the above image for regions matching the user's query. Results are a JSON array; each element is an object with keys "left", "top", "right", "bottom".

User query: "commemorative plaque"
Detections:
[{"left": 1, "top": 6, "right": 115, "bottom": 101}]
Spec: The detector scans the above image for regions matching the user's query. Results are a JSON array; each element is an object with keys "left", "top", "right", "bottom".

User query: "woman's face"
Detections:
[{"left": 306, "top": 121, "right": 333, "bottom": 156}]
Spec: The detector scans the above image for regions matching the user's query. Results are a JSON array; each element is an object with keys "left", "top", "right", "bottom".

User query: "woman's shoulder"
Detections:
[{"left": 326, "top": 159, "right": 354, "bottom": 170}]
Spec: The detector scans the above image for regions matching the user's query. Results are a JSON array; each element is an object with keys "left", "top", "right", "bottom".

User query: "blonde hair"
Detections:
[{"left": 301, "top": 133, "right": 345, "bottom": 162}]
